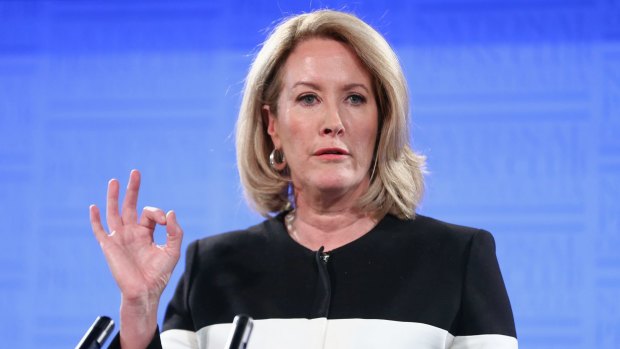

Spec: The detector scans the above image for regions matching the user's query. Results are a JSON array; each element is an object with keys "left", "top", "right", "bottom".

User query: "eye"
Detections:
[
  {"left": 298, "top": 94, "right": 319, "bottom": 106},
  {"left": 347, "top": 94, "right": 366, "bottom": 105}
]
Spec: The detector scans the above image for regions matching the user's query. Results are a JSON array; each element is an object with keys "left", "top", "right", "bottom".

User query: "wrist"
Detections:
[
  {"left": 119, "top": 296, "right": 160, "bottom": 349},
  {"left": 120, "top": 292, "right": 160, "bottom": 315}
]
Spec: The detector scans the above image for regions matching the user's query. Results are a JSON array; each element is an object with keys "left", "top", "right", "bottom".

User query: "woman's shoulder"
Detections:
[
  {"left": 405, "top": 213, "right": 480, "bottom": 231},
  {"left": 380, "top": 213, "right": 495, "bottom": 250},
  {"left": 187, "top": 214, "right": 286, "bottom": 256},
  {"left": 384, "top": 212, "right": 485, "bottom": 233}
]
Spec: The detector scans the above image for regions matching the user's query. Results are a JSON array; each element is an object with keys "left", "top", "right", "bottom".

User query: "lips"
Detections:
[{"left": 314, "top": 147, "right": 350, "bottom": 156}]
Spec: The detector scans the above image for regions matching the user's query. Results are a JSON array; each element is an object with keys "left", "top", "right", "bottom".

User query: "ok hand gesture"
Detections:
[{"left": 89, "top": 170, "right": 183, "bottom": 348}]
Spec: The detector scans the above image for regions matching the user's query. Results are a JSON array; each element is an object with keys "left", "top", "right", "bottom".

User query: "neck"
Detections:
[{"left": 287, "top": 182, "right": 380, "bottom": 251}]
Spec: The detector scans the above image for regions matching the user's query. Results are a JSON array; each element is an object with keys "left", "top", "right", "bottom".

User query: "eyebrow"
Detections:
[
  {"left": 291, "top": 81, "right": 371, "bottom": 93},
  {"left": 292, "top": 81, "right": 321, "bottom": 90}
]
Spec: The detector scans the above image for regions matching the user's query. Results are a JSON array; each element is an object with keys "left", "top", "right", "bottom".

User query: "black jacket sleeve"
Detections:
[
  {"left": 162, "top": 240, "right": 199, "bottom": 332},
  {"left": 107, "top": 326, "right": 162, "bottom": 349},
  {"left": 454, "top": 230, "right": 517, "bottom": 338}
]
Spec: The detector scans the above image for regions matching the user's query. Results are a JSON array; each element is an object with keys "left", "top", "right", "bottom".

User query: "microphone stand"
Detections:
[
  {"left": 225, "top": 315, "right": 254, "bottom": 349},
  {"left": 75, "top": 316, "right": 115, "bottom": 349}
]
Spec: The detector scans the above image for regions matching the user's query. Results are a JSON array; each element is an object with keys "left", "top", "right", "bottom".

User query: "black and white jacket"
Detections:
[{"left": 119, "top": 213, "right": 517, "bottom": 349}]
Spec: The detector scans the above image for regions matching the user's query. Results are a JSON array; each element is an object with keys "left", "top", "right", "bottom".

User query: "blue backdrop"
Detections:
[{"left": 1, "top": 1, "right": 618, "bottom": 348}]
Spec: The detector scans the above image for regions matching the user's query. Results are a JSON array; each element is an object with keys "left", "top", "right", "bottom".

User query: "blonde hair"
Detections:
[{"left": 236, "top": 9, "right": 426, "bottom": 219}]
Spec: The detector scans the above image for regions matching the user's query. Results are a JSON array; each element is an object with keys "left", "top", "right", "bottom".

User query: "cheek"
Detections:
[
  {"left": 280, "top": 108, "right": 315, "bottom": 140},
  {"left": 357, "top": 116, "right": 378, "bottom": 149},
  {"left": 277, "top": 113, "right": 309, "bottom": 158}
]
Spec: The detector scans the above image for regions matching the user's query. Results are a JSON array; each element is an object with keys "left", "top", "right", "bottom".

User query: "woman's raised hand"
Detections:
[
  {"left": 89, "top": 170, "right": 183, "bottom": 348},
  {"left": 89, "top": 169, "right": 183, "bottom": 301}
]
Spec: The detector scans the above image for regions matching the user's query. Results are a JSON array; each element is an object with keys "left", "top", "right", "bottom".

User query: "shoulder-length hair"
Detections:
[{"left": 236, "top": 9, "right": 425, "bottom": 219}]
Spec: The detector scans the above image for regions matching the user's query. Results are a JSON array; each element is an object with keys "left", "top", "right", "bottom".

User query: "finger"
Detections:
[
  {"left": 106, "top": 179, "right": 123, "bottom": 231},
  {"left": 139, "top": 206, "right": 167, "bottom": 230},
  {"left": 89, "top": 204, "right": 108, "bottom": 243},
  {"left": 164, "top": 210, "right": 184, "bottom": 255},
  {"left": 121, "top": 169, "right": 141, "bottom": 224}
]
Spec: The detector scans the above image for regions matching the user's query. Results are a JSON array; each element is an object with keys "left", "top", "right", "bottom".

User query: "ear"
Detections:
[{"left": 263, "top": 105, "right": 281, "bottom": 149}]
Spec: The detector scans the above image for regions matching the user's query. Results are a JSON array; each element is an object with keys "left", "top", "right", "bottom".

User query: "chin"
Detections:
[{"left": 312, "top": 174, "right": 365, "bottom": 193}]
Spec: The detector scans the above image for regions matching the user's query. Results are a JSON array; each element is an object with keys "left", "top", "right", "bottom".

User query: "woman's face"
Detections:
[{"left": 265, "top": 37, "right": 378, "bottom": 197}]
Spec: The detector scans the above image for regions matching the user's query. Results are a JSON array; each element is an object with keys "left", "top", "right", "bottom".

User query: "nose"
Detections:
[{"left": 321, "top": 107, "right": 345, "bottom": 136}]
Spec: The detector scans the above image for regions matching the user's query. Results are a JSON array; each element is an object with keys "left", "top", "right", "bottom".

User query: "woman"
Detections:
[{"left": 90, "top": 10, "right": 517, "bottom": 349}]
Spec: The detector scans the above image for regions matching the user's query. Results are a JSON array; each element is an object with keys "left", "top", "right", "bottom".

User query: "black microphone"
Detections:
[
  {"left": 225, "top": 315, "right": 254, "bottom": 349},
  {"left": 75, "top": 316, "right": 115, "bottom": 349}
]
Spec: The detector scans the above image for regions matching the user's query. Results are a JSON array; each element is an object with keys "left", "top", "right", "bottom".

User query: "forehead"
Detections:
[{"left": 280, "top": 37, "right": 373, "bottom": 87}]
